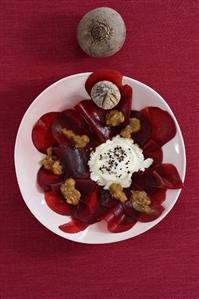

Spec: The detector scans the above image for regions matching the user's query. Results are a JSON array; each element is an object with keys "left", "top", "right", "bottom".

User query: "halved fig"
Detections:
[
  {"left": 143, "top": 139, "right": 163, "bottom": 165},
  {"left": 141, "top": 107, "right": 176, "bottom": 146},
  {"left": 75, "top": 100, "right": 111, "bottom": 143},
  {"left": 32, "top": 112, "right": 59, "bottom": 153},
  {"left": 85, "top": 69, "right": 123, "bottom": 95},
  {"left": 51, "top": 109, "right": 90, "bottom": 145},
  {"left": 37, "top": 166, "right": 64, "bottom": 192},
  {"left": 44, "top": 191, "right": 71, "bottom": 215},
  {"left": 59, "top": 219, "right": 88, "bottom": 233},
  {"left": 153, "top": 163, "right": 183, "bottom": 189},
  {"left": 54, "top": 144, "right": 89, "bottom": 179},
  {"left": 138, "top": 204, "right": 164, "bottom": 222},
  {"left": 130, "top": 110, "right": 152, "bottom": 146}
]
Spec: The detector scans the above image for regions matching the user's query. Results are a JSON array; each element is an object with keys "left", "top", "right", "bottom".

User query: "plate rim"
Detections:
[{"left": 14, "top": 72, "right": 186, "bottom": 244}]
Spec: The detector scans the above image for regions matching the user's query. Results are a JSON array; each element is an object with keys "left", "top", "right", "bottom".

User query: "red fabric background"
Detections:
[{"left": 1, "top": 1, "right": 199, "bottom": 298}]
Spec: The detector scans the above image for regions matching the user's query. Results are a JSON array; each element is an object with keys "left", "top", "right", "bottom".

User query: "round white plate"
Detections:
[{"left": 14, "top": 73, "right": 186, "bottom": 244}]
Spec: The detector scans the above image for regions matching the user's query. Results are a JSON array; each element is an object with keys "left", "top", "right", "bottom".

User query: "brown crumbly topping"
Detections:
[
  {"left": 106, "top": 110, "right": 125, "bottom": 127},
  {"left": 60, "top": 178, "right": 81, "bottom": 206},
  {"left": 120, "top": 118, "right": 141, "bottom": 139},
  {"left": 62, "top": 129, "right": 90, "bottom": 148},
  {"left": 131, "top": 190, "right": 154, "bottom": 214},
  {"left": 109, "top": 183, "right": 127, "bottom": 203},
  {"left": 41, "top": 147, "right": 63, "bottom": 175}
]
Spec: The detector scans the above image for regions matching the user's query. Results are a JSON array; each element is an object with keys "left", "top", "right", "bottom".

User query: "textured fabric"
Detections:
[{"left": 1, "top": 1, "right": 199, "bottom": 298}]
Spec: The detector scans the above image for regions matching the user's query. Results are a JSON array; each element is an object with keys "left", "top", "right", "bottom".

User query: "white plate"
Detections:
[{"left": 14, "top": 73, "right": 186, "bottom": 244}]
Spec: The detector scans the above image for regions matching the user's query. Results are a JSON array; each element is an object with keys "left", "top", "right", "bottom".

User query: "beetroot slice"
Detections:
[
  {"left": 143, "top": 139, "right": 163, "bottom": 165},
  {"left": 32, "top": 112, "right": 59, "bottom": 153},
  {"left": 130, "top": 110, "right": 152, "bottom": 146},
  {"left": 150, "top": 189, "right": 167, "bottom": 204},
  {"left": 37, "top": 167, "right": 64, "bottom": 192},
  {"left": 107, "top": 214, "right": 137, "bottom": 233},
  {"left": 54, "top": 144, "right": 89, "bottom": 179},
  {"left": 153, "top": 163, "right": 183, "bottom": 189},
  {"left": 104, "top": 202, "right": 124, "bottom": 223},
  {"left": 44, "top": 191, "right": 71, "bottom": 215},
  {"left": 59, "top": 220, "right": 88, "bottom": 233},
  {"left": 85, "top": 69, "right": 123, "bottom": 95},
  {"left": 138, "top": 204, "right": 164, "bottom": 222},
  {"left": 75, "top": 100, "right": 111, "bottom": 143},
  {"left": 131, "top": 169, "right": 164, "bottom": 195},
  {"left": 115, "top": 84, "right": 133, "bottom": 125},
  {"left": 141, "top": 107, "right": 176, "bottom": 146},
  {"left": 123, "top": 199, "right": 140, "bottom": 218},
  {"left": 97, "top": 189, "right": 118, "bottom": 209},
  {"left": 51, "top": 109, "right": 91, "bottom": 145}
]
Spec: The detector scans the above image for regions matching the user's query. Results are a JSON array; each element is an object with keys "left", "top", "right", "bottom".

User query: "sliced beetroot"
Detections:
[
  {"left": 44, "top": 191, "right": 71, "bottom": 215},
  {"left": 85, "top": 69, "right": 123, "bottom": 95},
  {"left": 32, "top": 112, "right": 59, "bottom": 153},
  {"left": 115, "top": 84, "right": 133, "bottom": 125},
  {"left": 123, "top": 199, "right": 140, "bottom": 218},
  {"left": 51, "top": 109, "right": 91, "bottom": 145},
  {"left": 143, "top": 139, "right": 163, "bottom": 165},
  {"left": 59, "top": 219, "right": 88, "bottom": 233},
  {"left": 150, "top": 189, "right": 167, "bottom": 205},
  {"left": 75, "top": 100, "right": 111, "bottom": 143},
  {"left": 153, "top": 163, "right": 183, "bottom": 189},
  {"left": 107, "top": 214, "right": 137, "bottom": 233},
  {"left": 97, "top": 189, "right": 118, "bottom": 209},
  {"left": 75, "top": 179, "right": 97, "bottom": 202},
  {"left": 138, "top": 204, "right": 164, "bottom": 222},
  {"left": 37, "top": 167, "right": 64, "bottom": 192},
  {"left": 131, "top": 169, "right": 164, "bottom": 195},
  {"left": 54, "top": 144, "right": 89, "bottom": 179},
  {"left": 141, "top": 107, "right": 176, "bottom": 146},
  {"left": 103, "top": 202, "right": 124, "bottom": 225},
  {"left": 130, "top": 110, "right": 152, "bottom": 146}
]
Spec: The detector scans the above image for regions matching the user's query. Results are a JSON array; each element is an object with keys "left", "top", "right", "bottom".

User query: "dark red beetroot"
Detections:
[
  {"left": 37, "top": 167, "right": 64, "bottom": 192},
  {"left": 44, "top": 191, "right": 71, "bottom": 215},
  {"left": 130, "top": 110, "right": 152, "bottom": 146},
  {"left": 143, "top": 139, "right": 163, "bottom": 165},
  {"left": 85, "top": 69, "right": 123, "bottom": 95},
  {"left": 131, "top": 169, "right": 164, "bottom": 195},
  {"left": 32, "top": 112, "right": 59, "bottom": 153},
  {"left": 50, "top": 179, "right": 98, "bottom": 221},
  {"left": 51, "top": 109, "right": 91, "bottom": 145},
  {"left": 138, "top": 204, "right": 164, "bottom": 222},
  {"left": 54, "top": 143, "right": 89, "bottom": 179},
  {"left": 150, "top": 189, "right": 167, "bottom": 205},
  {"left": 116, "top": 84, "right": 133, "bottom": 125},
  {"left": 59, "top": 220, "right": 88, "bottom": 233},
  {"left": 75, "top": 100, "right": 111, "bottom": 143},
  {"left": 153, "top": 164, "right": 183, "bottom": 189},
  {"left": 106, "top": 203, "right": 137, "bottom": 233},
  {"left": 97, "top": 189, "right": 118, "bottom": 209},
  {"left": 141, "top": 107, "right": 176, "bottom": 146}
]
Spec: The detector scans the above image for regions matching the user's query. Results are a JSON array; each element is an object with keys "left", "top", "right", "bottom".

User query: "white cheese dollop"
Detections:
[{"left": 88, "top": 135, "right": 153, "bottom": 190}]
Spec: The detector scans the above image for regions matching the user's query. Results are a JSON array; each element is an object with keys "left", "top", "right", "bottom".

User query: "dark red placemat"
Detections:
[{"left": 1, "top": 1, "right": 199, "bottom": 298}]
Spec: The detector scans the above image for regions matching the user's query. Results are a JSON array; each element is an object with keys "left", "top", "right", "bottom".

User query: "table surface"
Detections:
[{"left": 1, "top": 1, "right": 199, "bottom": 298}]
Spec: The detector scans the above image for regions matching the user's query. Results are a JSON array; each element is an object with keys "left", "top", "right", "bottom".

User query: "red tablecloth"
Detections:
[{"left": 1, "top": 1, "right": 199, "bottom": 298}]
